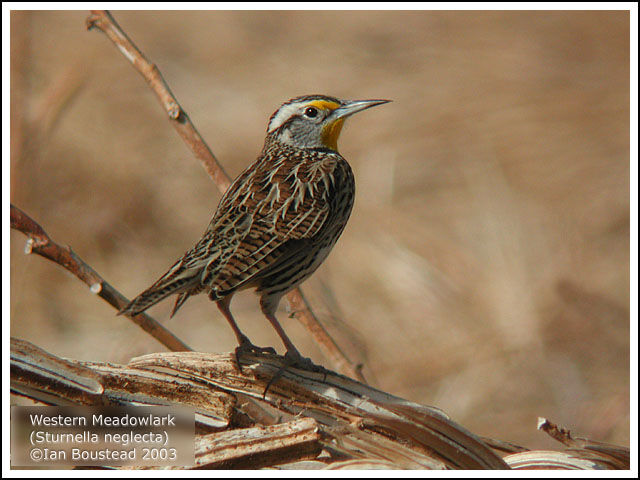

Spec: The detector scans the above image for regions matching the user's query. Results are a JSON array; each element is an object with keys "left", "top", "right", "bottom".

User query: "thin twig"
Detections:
[
  {"left": 537, "top": 417, "right": 630, "bottom": 467},
  {"left": 286, "top": 289, "right": 364, "bottom": 381},
  {"left": 10, "top": 204, "right": 192, "bottom": 353},
  {"left": 86, "top": 10, "right": 230, "bottom": 192},
  {"left": 86, "top": 10, "right": 365, "bottom": 382}
]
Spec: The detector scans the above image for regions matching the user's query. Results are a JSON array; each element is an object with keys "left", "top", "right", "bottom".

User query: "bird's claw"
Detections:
[
  {"left": 262, "top": 349, "right": 329, "bottom": 397},
  {"left": 234, "top": 338, "right": 277, "bottom": 372}
]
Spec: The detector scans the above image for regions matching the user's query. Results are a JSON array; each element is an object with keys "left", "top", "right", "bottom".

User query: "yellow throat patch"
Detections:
[
  {"left": 321, "top": 118, "right": 345, "bottom": 151},
  {"left": 306, "top": 100, "right": 344, "bottom": 151}
]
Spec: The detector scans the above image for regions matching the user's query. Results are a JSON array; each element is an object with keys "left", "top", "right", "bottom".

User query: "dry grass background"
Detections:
[{"left": 10, "top": 10, "right": 630, "bottom": 450}]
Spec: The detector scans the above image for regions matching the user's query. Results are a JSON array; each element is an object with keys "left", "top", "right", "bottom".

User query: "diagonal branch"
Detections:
[
  {"left": 10, "top": 204, "right": 192, "bottom": 353},
  {"left": 86, "top": 10, "right": 365, "bottom": 382},
  {"left": 86, "top": 11, "right": 230, "bottom": 192},
  {"left": 10, "top": 337, "right": 512, "bottom": 470}
]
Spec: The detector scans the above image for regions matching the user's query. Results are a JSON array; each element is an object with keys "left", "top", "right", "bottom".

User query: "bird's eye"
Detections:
[{"left": 304, "top": 107, "right": 318, "bottom": 118}]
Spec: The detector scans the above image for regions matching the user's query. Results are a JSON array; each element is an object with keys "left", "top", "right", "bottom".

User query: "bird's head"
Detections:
[{"left": 266, "top": 95, "right": 390, "bottom": 151}]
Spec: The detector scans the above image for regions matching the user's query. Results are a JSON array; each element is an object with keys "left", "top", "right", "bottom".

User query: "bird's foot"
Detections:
[
  {"left": 283, "top": 349, "right": 326, "bottom": 373},
  {"left": 234, "top": 336, "right": 277, "bottom": 372},
  {"left": 262, "top": 348, "right": 328, "bottom": 397}
]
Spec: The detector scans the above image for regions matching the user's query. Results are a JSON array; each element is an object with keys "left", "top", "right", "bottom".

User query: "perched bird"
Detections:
[{"left": 119, "top": 94, "right": 389, "bottom": 365}]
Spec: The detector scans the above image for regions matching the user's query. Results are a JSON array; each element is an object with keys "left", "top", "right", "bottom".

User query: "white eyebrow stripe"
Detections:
[{"left": 267, "top": 102, "right": 304, "bottom": 132}]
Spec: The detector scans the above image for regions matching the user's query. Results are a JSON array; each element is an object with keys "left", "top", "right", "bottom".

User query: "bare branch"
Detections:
[
  {"left": 12, "top": 338, "right": 630, "bottom": 470},
  {"left": 86, "top": 10, "right": 365, "bottom": 382},
  {"left": 10, "top": 204, "right": 191, "bottom": 353},
  {"left": 85, "top": 10, "right": 230, "bottom": 191},
  {"left": 11, "top": 338, "right": 511, "bottom": 469},
  {"left": 536, "top": 417, "right": 630, "bottom": 469},
  {"left": 10, "top": 337, "right": 105, "bottom": 405}
]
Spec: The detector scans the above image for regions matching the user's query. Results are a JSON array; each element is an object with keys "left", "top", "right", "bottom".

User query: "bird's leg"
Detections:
[
  {"left": 262, "top": 309, "right": 324, "bottom": 371},
  {"left": 260, "top": 310, "right": 330, "bottom": 397},
  {"left": 259, "top": 295, "right": 314, "bottom": 365},
  {"left": 216, "top": 297, "right": 276, "bottom": 370},
  {"left": 216, "top": 296, "right": 248, "bottom": 345}
]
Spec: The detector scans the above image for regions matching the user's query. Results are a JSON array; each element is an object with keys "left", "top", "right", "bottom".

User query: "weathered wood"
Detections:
[
  {"left": 10, "top": 338, "right": 629, "bottom": 470},
  {"left": 192, "top": 418, "right": 322, "bottom": 469}
]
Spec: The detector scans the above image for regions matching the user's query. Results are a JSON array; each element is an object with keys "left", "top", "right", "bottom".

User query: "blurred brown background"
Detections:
[{"left": 10, "top": 10, "right": 630, "bottom": 450}]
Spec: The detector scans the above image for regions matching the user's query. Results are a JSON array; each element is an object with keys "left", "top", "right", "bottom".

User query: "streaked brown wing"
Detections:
[{"left": 202, "top": 150, "right": 335, "bottom": 292}]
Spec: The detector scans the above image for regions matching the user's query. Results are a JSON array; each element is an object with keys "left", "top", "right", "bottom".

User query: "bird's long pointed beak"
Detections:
[{"left": 330, "top": 99, "right": 391, "bottom": 120}]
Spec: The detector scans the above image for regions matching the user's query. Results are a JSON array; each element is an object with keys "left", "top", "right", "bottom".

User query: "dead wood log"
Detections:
[{"left": 11, "top": 337, "right": 629, "bottom": 470}]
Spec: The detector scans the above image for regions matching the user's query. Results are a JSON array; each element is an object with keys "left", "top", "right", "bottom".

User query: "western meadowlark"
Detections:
[{"left": 119, "top": 94, "right": 389, "bottom": 365}]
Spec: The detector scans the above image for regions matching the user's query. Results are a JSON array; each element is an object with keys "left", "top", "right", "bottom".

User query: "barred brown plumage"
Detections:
[{"left": 119, "top": 94, "right": 389, "bottom": 365}]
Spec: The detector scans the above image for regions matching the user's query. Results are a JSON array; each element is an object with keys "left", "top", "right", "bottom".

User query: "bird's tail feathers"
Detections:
[
  {"left": 118, "top": 268, "right": 200, "bottom": 317},
  {"left": 169, "top": 288, "right": 204, "bottom": 318}
]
